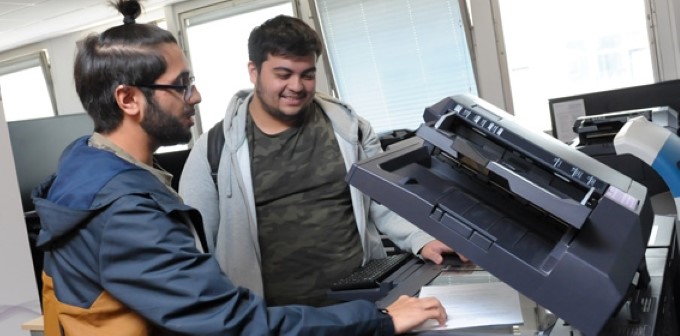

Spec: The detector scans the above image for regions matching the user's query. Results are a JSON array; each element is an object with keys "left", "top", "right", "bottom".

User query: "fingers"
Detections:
[
  {"left": 424, "top": 251, "right": 444, "bottom": 264},
  {"left": 420, "top": 240, "right": 454, "bottom": 264},
  {"left": 421, "top": 240, "right": 476, "bottom": 265},
  {"left": 456, "top": 252, "right": 470, "bottom": 263},
  {"left": 418, "top": 296, "right": 447, "bottom": 325},
  {"left": 431, "top": 240, "right": 454, "bottom": 254},
  {"left": 386, "top": 295, "right": 448, "bottom": 334}
]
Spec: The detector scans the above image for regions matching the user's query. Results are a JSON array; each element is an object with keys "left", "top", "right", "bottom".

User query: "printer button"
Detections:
[
  {"left": 441, "top": 213, "right": 473, "bottom": 238},
  {"left": 470, "top": 232, "right": 493, "bottom": 250},
  {"left": 430, "top": 207, "right": 444, "bottom": 221}
]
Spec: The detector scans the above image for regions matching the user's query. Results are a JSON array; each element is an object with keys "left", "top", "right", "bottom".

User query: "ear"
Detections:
[
  {"left": 114, "top": 84, "right": 144, "bottom": 118},
  {"left": 248, "top": 61, "right": 258, "bottom": 85}
]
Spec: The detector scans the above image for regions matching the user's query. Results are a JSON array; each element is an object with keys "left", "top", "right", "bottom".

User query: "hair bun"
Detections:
[
  {"left": 113, "top": 0, "right": 142, "bottom": 24},
  {"left": 123, "top": 15, "right": 136, "bottom": 24}
]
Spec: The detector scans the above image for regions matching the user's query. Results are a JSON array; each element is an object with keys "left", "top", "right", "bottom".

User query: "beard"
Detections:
[
  {"left": 141, "top": 96, "right": 192, "bottom": 147},
  {"left": 254, "top": 81, "right": 309, "bottom": 125}
]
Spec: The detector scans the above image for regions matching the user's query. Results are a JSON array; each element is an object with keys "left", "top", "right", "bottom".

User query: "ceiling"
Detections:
[{"left": 0, "top": 0, "right": 184, "bottom": 53}]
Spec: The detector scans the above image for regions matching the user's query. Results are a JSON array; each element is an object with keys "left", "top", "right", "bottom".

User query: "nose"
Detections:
[
  {"left": 288, "top": 76, "right": 304, "bottom": 91},
  {"left": 188, "top": 85, "right": 202, "bottom": 104}
]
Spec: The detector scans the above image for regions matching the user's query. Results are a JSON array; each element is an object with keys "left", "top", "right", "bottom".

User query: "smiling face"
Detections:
[
  {"left": 248, "top": 53, "right": 317, "bottom": 131},
  {"left": 141, "top": 43, "right": 201, "bottom": 147}
]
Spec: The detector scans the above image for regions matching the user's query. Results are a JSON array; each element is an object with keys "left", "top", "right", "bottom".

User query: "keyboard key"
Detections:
[{"left": 330, "top": 254, "right": 411, "bottom": 291}]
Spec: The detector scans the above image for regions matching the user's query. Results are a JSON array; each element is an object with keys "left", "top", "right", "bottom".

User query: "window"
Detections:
[
  {"left": 180, "top": 0, "right": 294, "bottom": 134},
  {"left": 315, "top": 0, "right": 476, "bottom": 133},
  {"left": 0, "top": 51, "right": 56, "bottom": 122},
  {"left": 498, "top": 0, "right": 654, "bottom": 133}
]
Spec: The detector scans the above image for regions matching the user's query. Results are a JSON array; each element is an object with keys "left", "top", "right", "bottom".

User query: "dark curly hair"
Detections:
[{"left": 248, "top": 15, "right": 323, "bottom": 71}]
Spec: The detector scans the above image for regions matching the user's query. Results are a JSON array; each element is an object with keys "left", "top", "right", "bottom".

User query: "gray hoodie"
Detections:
[{"left": 179, "top": 89, "right": 434, "bottom": 296}]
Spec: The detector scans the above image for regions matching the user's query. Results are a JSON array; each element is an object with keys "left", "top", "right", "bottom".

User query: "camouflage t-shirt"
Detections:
[{"left": 247, "top": 104, "right": 363, "bottom": 307}]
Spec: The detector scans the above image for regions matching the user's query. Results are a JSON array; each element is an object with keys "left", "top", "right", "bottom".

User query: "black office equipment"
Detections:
[
  {"left": 346, "top": 94, "right": 653, "bottom": 336},
  {"left": 7, "top": 113, "right": 94, "bottom": 306},
  {"left": 573, "top": 106, "right": 679, "bottom": 146},
  {"left": 570, "top": 106, "right": 680, "bottom": 335},
  {"left": 572, "top": 106, "right": 678, "bottom": 197},
  {"left": 548, "top": 79, "right": 680, "bottom": 142},
  {"left": 153, "top": 148, "right": 190, "bottom": 192},
  {"left": 8, "top": 113, "right": 94, "bottom": 213},
  {"left": 330, "top": 253, "right": 412, "bottom": 291},
  {"left": 327, "top": 255, "right": 442, "bottom": 305},
  {"left": 378, "top": 129, "right": 416, "bottom": 150}
]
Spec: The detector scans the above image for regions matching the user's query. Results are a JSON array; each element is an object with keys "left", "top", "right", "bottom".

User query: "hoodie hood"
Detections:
[
  {"left": 32, "top": 136, "right": 141, "bottom": 248},
  {"left": 222, "top": 89, "right": 361, "bottom": 151}
]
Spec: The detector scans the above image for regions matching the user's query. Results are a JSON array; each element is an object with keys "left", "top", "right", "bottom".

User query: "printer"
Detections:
[
  {"left": 346, "top": 94, "right": 653, "bottom": 336},
  {"left": 572, "top": 106, "right": 679, "bottom": 151},
  {"left": 571, "top": 106, "right": 679, "bottom": 197}
]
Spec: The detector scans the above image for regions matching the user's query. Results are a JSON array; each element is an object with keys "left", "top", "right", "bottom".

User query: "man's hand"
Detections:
[
  {"left": 419, "top": 240, "right": 470, "bottom": 264},
  {"left": 386, "top": 295, "right": 447, "bottom": 334}
]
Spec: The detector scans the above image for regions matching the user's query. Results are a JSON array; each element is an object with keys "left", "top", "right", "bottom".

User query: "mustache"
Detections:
[
  {"left": 183, "top": 108, "right": 195, "bottom": 118},
  {"left": 282, "top": 91, "right": 307, "bottom": 99}
]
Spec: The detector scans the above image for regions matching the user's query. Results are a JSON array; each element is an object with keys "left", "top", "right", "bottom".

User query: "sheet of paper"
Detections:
[
  {"left": 414, "top": 282, "right": 523, "bottom": 331},
  {"left": 551, "top": 99, "right": 586, "bottom": 142}
]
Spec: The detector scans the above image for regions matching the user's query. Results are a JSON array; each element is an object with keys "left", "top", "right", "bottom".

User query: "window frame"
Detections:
[
  {"left": 490, "top": 0, "right": 655, "bottom": 134},
  {"left": 0, "top": 50, "right": 58, "bottom": 120},
  {"left": 311, "top": 0, "right": 478, "bottom": 133},
  {"left": 172, "top": 0, "right": 300, "bottom": 136}
]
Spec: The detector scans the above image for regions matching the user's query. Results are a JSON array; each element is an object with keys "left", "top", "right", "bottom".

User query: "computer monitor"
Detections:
[
  {"left": 8, "top": 113, "right": 94, "bottom": 213},
  {"left": 153, "top": 148, "right": 191, "bottom": 192}
]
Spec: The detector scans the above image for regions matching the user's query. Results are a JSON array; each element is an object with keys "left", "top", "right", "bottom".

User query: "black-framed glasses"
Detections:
[{"left": 132, "top": 76, "right": 195, "bottom": 102}]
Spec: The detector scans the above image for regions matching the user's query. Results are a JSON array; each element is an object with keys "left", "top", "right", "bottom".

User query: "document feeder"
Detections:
[{"left": 346, "top": 94, "right": 653, "bottom": 336}]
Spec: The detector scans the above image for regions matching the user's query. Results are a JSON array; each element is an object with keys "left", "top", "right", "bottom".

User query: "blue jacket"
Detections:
[{"left": 34, "top": 135, "right": 394, "bottom": 336}]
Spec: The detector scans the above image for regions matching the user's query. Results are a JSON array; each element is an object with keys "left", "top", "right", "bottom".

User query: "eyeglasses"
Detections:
[{"left": 132, "top": 76, "right": 195, "bottom": 102}]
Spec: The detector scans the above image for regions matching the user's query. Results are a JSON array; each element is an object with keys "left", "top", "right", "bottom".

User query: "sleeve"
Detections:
[
  {"left": 357, "top": 117, "right": 436, "bottom": 255},
  {"left": 99, "top": 193, "right": 394, "bottom": 336},
  {"left": 178, "top": 133, "right": 220, "bottom": 252}
]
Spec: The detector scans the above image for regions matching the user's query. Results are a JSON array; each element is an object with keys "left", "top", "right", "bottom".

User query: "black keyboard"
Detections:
[{"left": 330, "top": 254, "right": 412, "bottom": 291}]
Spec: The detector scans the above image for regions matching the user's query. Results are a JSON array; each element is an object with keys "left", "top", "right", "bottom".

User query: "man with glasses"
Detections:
[{"left": 33, "top": 0, "right": 446, "bottom": 335}]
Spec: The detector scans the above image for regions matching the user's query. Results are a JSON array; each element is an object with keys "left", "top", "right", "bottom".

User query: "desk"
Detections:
[
  {"left": 21, "top": 316, "right": 43, "bottom": 336},
  {"left": 413, "top": 268, "right": 555, "bottom": 336},
  {"left": 410, "top": 246, "right": 674, "bottom": 336}
]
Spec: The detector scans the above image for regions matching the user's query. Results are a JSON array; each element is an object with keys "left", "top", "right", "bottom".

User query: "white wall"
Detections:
[
  {"left": 0, "top": 86, "right": 41, "bottom": 335},
  {"left": 469, "top": 0, "right": 509, "bottom": 111},
  {"left": 650, "top": 0, "right": 680, "bottom": 81},
  {"left": 0, "top": 37, "right": 86, "bottom": 115},
  {"left": 0, "top": 8, "right": 167, "bottom": 116}
]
